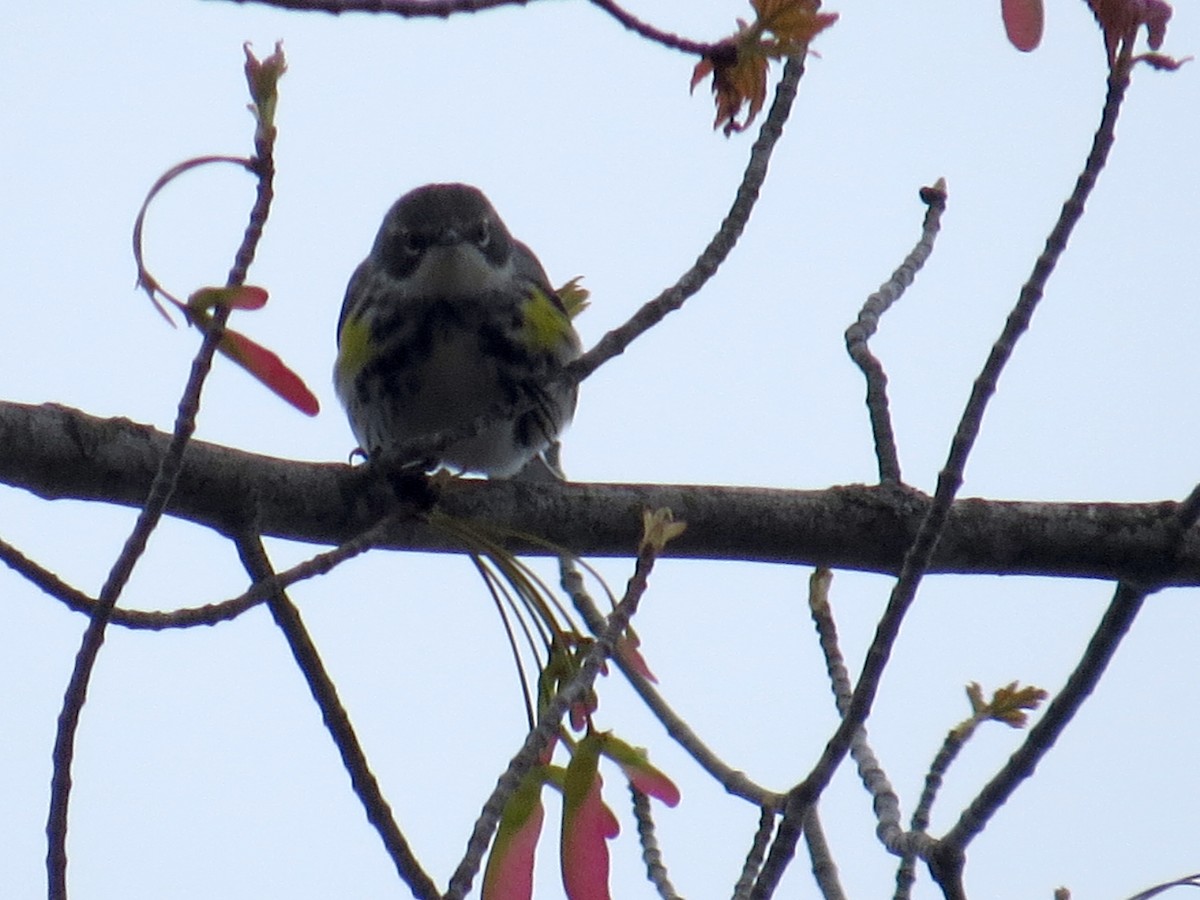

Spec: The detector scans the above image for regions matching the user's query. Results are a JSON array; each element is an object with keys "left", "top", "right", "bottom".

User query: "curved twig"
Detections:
[
  {"left": 570, "top": 53, "right": 807, "bottom": 383},
  {"left": 586, "top": 0, "right": 722, "bottom": 55},
  {"left": 844, "top": 181, "right": 948, "bottom": 484}
]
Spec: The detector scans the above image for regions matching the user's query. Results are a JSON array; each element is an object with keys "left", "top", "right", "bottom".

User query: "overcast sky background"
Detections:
[{"left": 3, "top": 1, "right": 1199, "bottom": 898}]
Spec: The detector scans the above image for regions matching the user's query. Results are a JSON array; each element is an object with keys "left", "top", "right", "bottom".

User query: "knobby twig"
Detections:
[
  {"left": 802, "top": 808, "right": 846, "bottom": 900},
  {"left": 895, "top": 715, "right": 974, "bottom": 899},
  {"left": 234, "top": 532, "right": 439, "bottom": 899},
  {"left": 806, "top": 570, "right": 902, "bottom": 856},
  {"left": 630, "top": 785, "right": 682, "bottom": 900},
  {"left": 45, "top": 48, "right": 280, "bottom": 899},
  {"left": 844, "top": 180, "right": 949, "bottom": 484},
  {"left": 752, "top": 47, "right": 1138, "bottom": 900}
]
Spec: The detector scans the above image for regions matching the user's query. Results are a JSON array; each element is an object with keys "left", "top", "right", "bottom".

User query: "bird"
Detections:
[{"left": 334, "top": 183, "right": 582, "bottom": 478}]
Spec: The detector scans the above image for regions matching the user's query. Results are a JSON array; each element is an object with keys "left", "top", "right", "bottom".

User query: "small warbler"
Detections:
[{"left": 334, "top": 183, "right": 582, "bottom": 478}]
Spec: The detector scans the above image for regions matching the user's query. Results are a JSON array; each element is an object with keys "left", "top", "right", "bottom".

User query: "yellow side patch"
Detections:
[
  {"left": 521, "top": 287, "right": 571, "bottom": 352},
  {"left": 335, "top": 314, "right": 373, "bottom": 380}
]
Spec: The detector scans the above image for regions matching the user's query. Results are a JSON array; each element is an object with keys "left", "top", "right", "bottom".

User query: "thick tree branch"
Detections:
[{"left": 2, "top": 402, "right": 1197, "bottom": 587}]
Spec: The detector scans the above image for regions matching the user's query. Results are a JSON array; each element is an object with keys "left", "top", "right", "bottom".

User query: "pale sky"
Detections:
[{"left": 3, "top": 1, "right": 1199, "bottom": 898}]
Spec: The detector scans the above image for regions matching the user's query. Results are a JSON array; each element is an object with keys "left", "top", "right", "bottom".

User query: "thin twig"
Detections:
[
  {"left": 560, "top": 559, "right": 783, "bottom": 808},
  {"left": 234, "top": 532, "right": 439, "bottom": 899},
  {"left": 45, "top": 57, "right": 281, "bottom": 899},
  {"left": 570, "top": 54, "right": 807, "bottom": 383},
  {"left": 1124, "top": 872, "right": 1200, "bottom": 900},
  {"left": 0, "top": 537, "right": 96, "bottom": 613},
  {"left": 844, "top": 181, "right": 948, "bottom": 484},
  {"left": 215, "top": 0, "right": 722, "bottom": 55},
  {"left": 213, "top": 0, "right": 535, "bottom": 16},
  {"left": 894, "top": 723, "right": 970, "bottom": 899},
  {"left": 938, "top": 482, "right": 1198, "bottom": 857},
  {"left": 630, "top": 785, "right": 682, "bottom": 900},
  {"left": 752, "top": 48, "right": 1138, "bottom": 900},
  {"left": 33, "top": 508, "right": 402, "bottom": 632},
  {"left": 587, "top": 0, "right": 721, "bottom": 55},
  {"left": 807, "top": 570, "right": 902, "bottom": 853}
]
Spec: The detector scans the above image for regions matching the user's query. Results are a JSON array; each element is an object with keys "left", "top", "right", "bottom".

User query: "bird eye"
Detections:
[
  {"left": 469, "top": 220, "right": 491, "bottom": 249},
  {"left": 400, "top": 230, "right": 426, "bottom": 257}
]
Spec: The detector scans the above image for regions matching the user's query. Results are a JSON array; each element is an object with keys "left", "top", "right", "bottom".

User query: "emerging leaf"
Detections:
[
  {"left": 244, "top": 41, "right": 287, "bottom": 139},
  {"left": 692, "top": 0, "right": 838, "bottom": 135},
  {"left": 692, "top": 38, "right": 766, "bottom": 137},
  {"left": 556, "top": 277, "right": 590, "bottom": 320},
  {"left": 483, "top": 768, "right": 548, "bottom": 900},
  {"left": 1002, "top": 0, "right": 1045, "bottom": 51},
  {"left": 187, "top": 285, "right": 269, "bottom": 315},
  {"left": 614, "top": 627, "right": 658, "bottom": 684},
  {"left": 965, "top": 680, "right": 1048, "bottom": 729},
  {"left": 215, "top": 327, "right": 321, "bottom": 416},
  {"left": 601, "top": 734, "right": 681, "bottom": 807},
  {"left": 640, "top": 508, "right": 687, "bottom": 555},
  {"left": 561, "top": 734, "right": 619, "bottom": 900},
  {"left": 1084, "top": 0, "right": 1175, "bottom": 66}
]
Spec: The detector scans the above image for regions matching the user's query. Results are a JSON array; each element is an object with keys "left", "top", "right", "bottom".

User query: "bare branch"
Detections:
[
  {"left": 6, "top": 402, "right": 1198, "bottom": 586},
  {"left": 630, "top": 785, "right": 682, "bottom": 900},
  {"left": 844, "top": 180, "right": 948, "bottom": 484},
  {"left": 732, "top": 807, "right": 777, "bottom": 900},
  {"left": 938, "top": 484, "right": 1199, "bottom": 860},
  {"left": 234, "top": 532, "right": 440, "bottom": 898},
  {"left": 211, "top": 0, "right": 536, "bottom": 16},
  {"left": 570, "top": 54, "right": 806, "bottom": 383},
  {"left": 802, "top": 808, "right": 846, "bottom": 900},
  {"left": 561, "top": 560, "right": 782, "bottom": 807}
]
